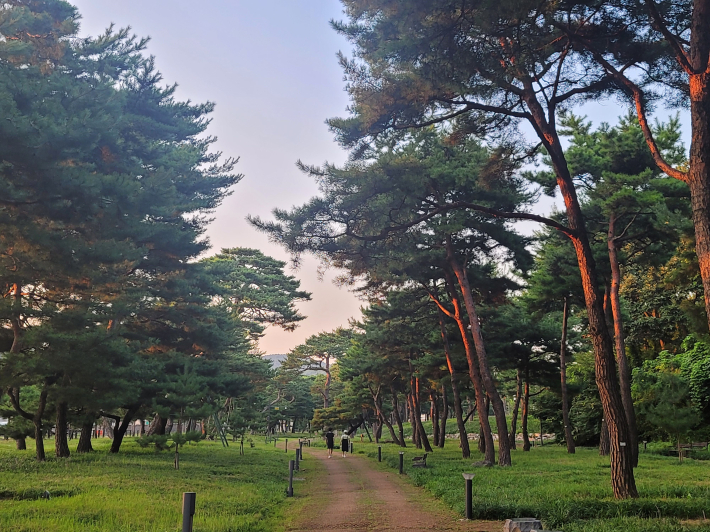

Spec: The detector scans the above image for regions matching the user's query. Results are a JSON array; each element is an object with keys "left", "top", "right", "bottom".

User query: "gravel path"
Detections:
[{"left": 288, "top": 447, "right": 502, "bottom": 532}]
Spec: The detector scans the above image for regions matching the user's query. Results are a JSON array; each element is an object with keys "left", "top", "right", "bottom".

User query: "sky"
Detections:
[
  {"left": 72, "top": 0, "right": 363, "bottom": 355},
  {"left": 70, "top": 1, "right": 691, "bottom": 355}
]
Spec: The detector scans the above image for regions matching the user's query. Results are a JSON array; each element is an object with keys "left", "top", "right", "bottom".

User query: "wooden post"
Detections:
[
  {"left": 399, "top": 452, "right": 404, "bottom": 474},
  {"left": 350, "top": 441, "right": 353, "bottom": 454},
  {"left": 285, "top": 439, "right": 288, "bottom": 453},
  {"left": 181, "top": 492, "right": 196, "bottom": 532},
  {"left": 295, "top": 449, "right": 300, "bottom": 471},
  {"left": 378, "top": 446, "right": 382, "bottom": 462}
]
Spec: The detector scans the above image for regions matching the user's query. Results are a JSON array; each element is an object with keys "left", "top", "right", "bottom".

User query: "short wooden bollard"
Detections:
[
  {"left": 295, "top": 449, "right": 300, "bottom": 471},
  {"left": 349, "top": 441, "right": 353, "bottom": 454},
  {"left": 378, "top": 446, "right": 382, "bottom": 462},
  {"left": 299, "top": 441, "right": 304, "bottom": 460},
  {"left": 462, "top": 474, "right": 475, "bottom": 520},
  {"left": 399, "top": 452, "right": 404, "bottom": 474},
  {"left": 181, "top": 492, "right": 196, "bottom": 532},
  {"left": 287, "top": 460, "right": 295, "bottom": 497},
  {"left": 285, "top": 438, "right": 288, "bottom": 453}
]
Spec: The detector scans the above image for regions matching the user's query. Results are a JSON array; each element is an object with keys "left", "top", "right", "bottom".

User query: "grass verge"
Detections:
[
  {"left": 351, "top": 439, "right": 710, "bottom": 531},
  {"left": 0, "top": 436, "right": 319, "bottom": 532}
]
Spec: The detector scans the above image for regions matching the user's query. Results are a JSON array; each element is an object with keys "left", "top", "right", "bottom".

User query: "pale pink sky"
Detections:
[{"left": 72, "top": 0, "right": 363, "bottom": 354}]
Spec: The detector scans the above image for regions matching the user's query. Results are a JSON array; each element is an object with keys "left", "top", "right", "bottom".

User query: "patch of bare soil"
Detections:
[{"left": 288, "top": 449, "right": 502, "bottom": 532}]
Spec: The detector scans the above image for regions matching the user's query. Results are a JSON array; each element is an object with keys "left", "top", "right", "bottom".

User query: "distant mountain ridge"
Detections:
[{"left": 262, "top": 354, "right": 287, "bottom": 369}]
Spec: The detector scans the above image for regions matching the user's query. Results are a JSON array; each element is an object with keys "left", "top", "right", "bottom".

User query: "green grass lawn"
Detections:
[
  {"left": 0, "top": 436, "right": 317, "bottom": 532},
  {"left": 351, "top": 437, "right": 710, "bottom": 532}
]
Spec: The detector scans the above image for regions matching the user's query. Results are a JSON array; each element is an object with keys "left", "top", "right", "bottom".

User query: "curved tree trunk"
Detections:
[
  {"left": 560, "top": 297, "right": 576, "bottom": 454},
  {"left": 524, "top": 94, "right": 636, "bottom": 497},
  {"left": 509, "top": 369, "right": 522, "bottom": 450},
  {"left": 608, "top": 219, "right": 637, "bottom": 466},
  {"left": 55, "top": 402, "right": 70, "bottom": 458},
  {"left": 437, "top": 308, "right": 469, "bottom": 456},
  {"left": 110, "top": 406, "right": 140, "bottom": 454},
  {"left": 447, "top": 243, "right": 511, "bottom": 466},
  {"left": 444, "top": 268, "right": 494, "bottom": 462},
  {"left": 77, "top": 421, "right": 94, "bottom": 453}
]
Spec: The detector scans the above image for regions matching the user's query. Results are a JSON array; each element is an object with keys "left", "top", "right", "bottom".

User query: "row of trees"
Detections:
[
  {"left": 0, "top": 1, "right": 310, "bottom": 460},
  {"left": 253, "top": 0, "right": 710, "bottom": 500}
]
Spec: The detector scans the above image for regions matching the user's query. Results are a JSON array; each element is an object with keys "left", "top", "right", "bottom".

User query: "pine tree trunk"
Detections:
[
  {"left": 15, "top": 437, "right": 26, "bottom": 450},
  {"left": 509, "top": 369, "right": 522, "bottom": 450},
  {"left": 600, "top": 418, "right": 610, "bottom": 456},
  {"left": 55, "top": 402, "right": 70, "bottom": 458},
  {"left": 522, "top": 374, "right": 531, "bottom": 452},
  {"left": 439, "top": 384, "right": 448, "bottom": 448},
  {"left": 478, "top": 395, "right": 490, "bottom": 455},
  {"left": 437, "top": 308, "right": 469, "bottom": 456},
  {"left": 560, "top": 297, "right": 576, "bottom": 454},
  {"left": 164, "top": 418, "right": 173, "bottom": 435},
  {"left": 447, "top": 243, "right": 510, "bottom": 466},
  {"left": 390, "top": 387, "right": 406, "bottom": 447},
  {"left": 525, "top": 97, "right": 637, "bottom": 497},
  {"left": 608, "top": 218, "right": 637, "bottom": 466},
  {"left": 77, "top": 421, "right": 94, "bottom": 453},
  {"left": 32, "top": 388, "right": 48, "bottom": 462},
  {"left": 686, "top": 0, "right": 710, "bottom": 333},
  {"left": 146, "top": 414, "right": 168, "bottom": 436},
  {"left": 444, "top": 268, "right": 493, "bottom": 462},
  {"left": 412, "top": 375, "right": 433, "bottom": 452},
  {"left": 408, "top": 393, "right": 420, "bottom": 448},
  {"left": 324, "top": 355, "right": 331, "bottom": 408},
  {"left": 373, "top": 390, "right": 401, "bottom": 446},
  {"left": 110, "top": 406, "right": 140, "bottom": 454},
  {"left": 430, "top": 389, "right": 440, "bottom": 446}
]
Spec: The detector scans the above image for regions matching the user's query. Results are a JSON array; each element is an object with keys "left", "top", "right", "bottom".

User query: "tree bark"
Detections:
[
  {"left": 439, "top": 383, "right": 448, "bottom": 448},
  {"left": 146, "top": 414, "right": 168, "bottom": 436},
  {"left": 371, "top": 387, "right": 401, "bottom": 446},
  {"left": 524, "top": 90, "right": 637, "bottom": 497},
  {"left": 411, "top": 374, "right": 433, "bottom": 452},
  {"left": 430, "top": 389, "right": 440, "bottom": 446},
  {"left": 600, "top": 418, "right": 611, "bottom": 456},
  {"left": 55, "top": 402, "right": 70, "bottom": 458},
  {"left": 447, "top": 242, "right": 511, "bottom": 466},
  {"left": 608, "top": 217, "right": 637, "bottom": 466},
  {"left": 15, "top": 437, "right": 26, "bottom": 450},
  {"left": 110, "top": 406, "right": 140, "bottom": 454},
  {"left": 437, "top": 308, "right": 469, "bottom": 456},
  {"left": 390, "top": 387, "right": 406, "bottom": 447},
  {"left": 560, "top": 297, "right": 576, "bottom": 454},
  {"left": 408, "top": 393, "right": 420, "bottom": 448},
  {"left": 77, "top": 421, "right": 94, "bottom": 453},
  {"left": 478, "top": 395, "right": 490, "bottom": 455},
  {"left": 444, "top": 268, "right": 493, "bottom": 462},
  {"left": 7, "top": 386, "right": 48, "bottom": 462},
  {"left": 522, "top": 373, "right": 531, "bottom": 452},
  {"left": 509, "top": 369, "right": 523, "bottom": 450}
]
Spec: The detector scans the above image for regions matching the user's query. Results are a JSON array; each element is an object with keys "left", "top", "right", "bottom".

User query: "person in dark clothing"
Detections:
[
  {"left": 340, "top": 430, "right": 350, "bottom": 457},
  {"left": 325, "top": 428, "right": 335, "bottom": 458}
]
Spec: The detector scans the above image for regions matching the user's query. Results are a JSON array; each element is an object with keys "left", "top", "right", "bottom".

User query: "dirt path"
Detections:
[{"left": 288, "top": 447, "right": 502, "bottom": 532}]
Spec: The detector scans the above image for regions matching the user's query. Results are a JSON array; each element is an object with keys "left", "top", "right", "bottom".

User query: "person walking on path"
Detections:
[
  {"left": 325, "top": 428, "right": 335, "bottom": 458},
  {"left": 340, "top": 430, "right": 350, "bottom": 457}
]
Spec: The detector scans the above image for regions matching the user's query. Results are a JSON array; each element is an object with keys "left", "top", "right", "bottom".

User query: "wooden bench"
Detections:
[
  {"left": 679, "top": 442, "right": 709, "bottom": 451},
  {"left": 412, "top": 453, "right": 428, "bottom": 468}
]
